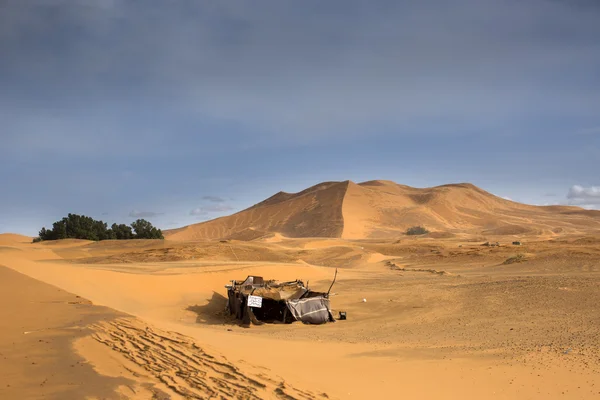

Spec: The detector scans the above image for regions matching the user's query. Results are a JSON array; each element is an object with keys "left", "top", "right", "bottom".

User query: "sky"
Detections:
[{"left": 1, "top": 0, "right": 600, "bottom": 236}]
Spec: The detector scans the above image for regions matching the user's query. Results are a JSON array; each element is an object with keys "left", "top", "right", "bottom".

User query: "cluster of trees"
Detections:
[
  {"left": 405, "top": 226, "right": 430, "bottom": 235},
  {"left": 36, "top": 214, "right": 163, "bottom": 241}
]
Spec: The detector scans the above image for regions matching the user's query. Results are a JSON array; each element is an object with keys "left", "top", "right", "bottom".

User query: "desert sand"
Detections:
[{"left": 2, "top": 181, "right": 600, "bottom": 399}]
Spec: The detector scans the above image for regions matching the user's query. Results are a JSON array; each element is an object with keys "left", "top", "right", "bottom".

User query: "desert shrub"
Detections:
[
  {"left": 38, "top": 214, "right": 163, "bottom": 241},
  {"left": 503, "top": 254, "right": 526, "bottom": 265},
  {"left": 32, "top": 237, "right": 42, "bottom": 243},
  {"left": 406, "top": 226, "right": 430, "bottom": 235}
]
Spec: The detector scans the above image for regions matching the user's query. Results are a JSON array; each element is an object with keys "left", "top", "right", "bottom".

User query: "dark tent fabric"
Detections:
[
  {"left": 227, "top": 290, "right": 245, "bottom": 320},
  {"left": 286, "top": 297, "right": 333, "bottom": 325}
]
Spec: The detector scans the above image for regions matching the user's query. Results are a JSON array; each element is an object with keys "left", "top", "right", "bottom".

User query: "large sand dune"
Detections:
[
  {"left": 166, "top": 180, "right": 600, "bottom": 241},
  {"left": 167, "top": 181, "right": 347, "bottom": 241}
]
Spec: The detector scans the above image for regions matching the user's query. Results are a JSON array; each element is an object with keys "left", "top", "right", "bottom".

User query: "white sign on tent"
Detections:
[{"left": 247, "top": 295, "right": 263, "bottom": 308}]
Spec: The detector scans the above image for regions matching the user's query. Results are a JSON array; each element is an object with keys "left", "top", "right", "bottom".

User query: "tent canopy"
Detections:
[{"left": 225, "top": 275, "right": 335, "bottom": 325}]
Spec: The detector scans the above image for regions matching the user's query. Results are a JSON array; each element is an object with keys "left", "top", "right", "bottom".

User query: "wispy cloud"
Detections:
[
  {"left": 190, "top": 204, "right": 234, "bottom": 216},
  {"left": 202, "top": 196, "right": 226, "bottom": 203},
  {"left": 129, "top": 210, "right": 164, "bottom": 218},
  {"left": 189, "top": 208, "right": 208, "bottom": 216}
]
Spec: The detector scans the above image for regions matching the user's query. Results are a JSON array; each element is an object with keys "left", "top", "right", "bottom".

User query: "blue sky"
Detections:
[{"left": 1, "top": 0, "right": 599, "bottom": 236}]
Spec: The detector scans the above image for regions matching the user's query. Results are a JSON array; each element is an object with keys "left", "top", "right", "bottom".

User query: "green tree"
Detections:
[
  {"left": 131, "top": 219, "right": 164, "bottom": 239},
  {"left": 111, "top": 223, "right": 134, "bottom": 239},
  {"left": 51, "top": 218, "right": 68, "bottom": 239},
  {"left": 38, "top": 215, "right": 163, "bottom": 241}
]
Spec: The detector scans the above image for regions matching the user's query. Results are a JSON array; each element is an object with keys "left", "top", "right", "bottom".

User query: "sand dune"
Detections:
[
  {"left": 0, "top": 233, "right": 32, "bottom": 245},
  {"left": 3, "top": 180, "right": 600, "bottom": 398},
  {"left": 3, "top": 231, "right": 600, "bottom": 398},
  {"left": 166, "top": 180, "right": 600, "bottom": 241},
  {"left": 167, "top": 181, "right": 347, "bottom": 241},
  {"left": 78, "top": 318, "right": 321, "bottom": 399},
  {"left": 0, "top": 264, "right": 325, "bottom": 399},
  {"left": 0, "top": 265, "right": 126, "bottom": 399}
]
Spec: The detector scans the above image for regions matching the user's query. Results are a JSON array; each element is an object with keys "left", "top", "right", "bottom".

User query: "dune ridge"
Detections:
[
  {"left": 167, "top": 181, "right": 349, "bottom": 241},
  {"left": 0, "top": 233, "right": 32, "bottom": 245},
  {"left": 166, "top": 180, "right": 600, "bottom": 241}
]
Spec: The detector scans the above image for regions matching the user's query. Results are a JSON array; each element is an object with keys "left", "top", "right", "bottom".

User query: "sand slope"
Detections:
[
  {"left": 166, "top": 180, "right": 600, "bottom": 241},
  {"left": 3, "top": 231, "right": 600, "bottom": 398},
  {"left": 167, "top": 181, "right": 347, "bottom": 241},
  {"left": 0, "top": 265, "right": 324, "bottom": 399},
  {"left": 342, "top": 180, "right": 600, "bottom": 238},
  {"left": 0, "top": 233, "right": 32, "bottom": 245},
  {"left": 0, "top": 265, "right": 127, "bottom": 399},
  {"left": 78, "top": 317, "right": 320, "bottom": 399}
]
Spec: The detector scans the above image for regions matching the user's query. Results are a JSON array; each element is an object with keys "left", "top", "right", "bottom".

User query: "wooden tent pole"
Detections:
[{"left": 326, "top": 268, "right": 338, "bottom": 298}]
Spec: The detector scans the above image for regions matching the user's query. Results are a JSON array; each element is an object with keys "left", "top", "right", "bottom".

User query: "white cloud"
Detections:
[
  {"left": 566, "top": 185, "right": 600, "bottom": 208},
  {"left": 567, "top": 185, "right": 600, "bottom": 202}
]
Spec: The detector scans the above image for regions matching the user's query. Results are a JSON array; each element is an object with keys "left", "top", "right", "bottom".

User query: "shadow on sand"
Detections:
[{"left": 185, "top": 291, "right": 240, "bottom": 326}]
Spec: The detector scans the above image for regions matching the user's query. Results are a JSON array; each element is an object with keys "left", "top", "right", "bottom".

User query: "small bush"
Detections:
[
  {"left": 32, "top": 237, "right": 42, "bottom": 243},
  {"left": 503, "top": 254, "right": 526, "bottom": 265},
  {"left": 406, "top": 226, "right": 430, "bottom": 235}
]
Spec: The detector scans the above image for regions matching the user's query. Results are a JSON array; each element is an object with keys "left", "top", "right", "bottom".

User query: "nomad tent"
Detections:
[{"left": 225, "top": 273, "right": 336, "bottom": 325}]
